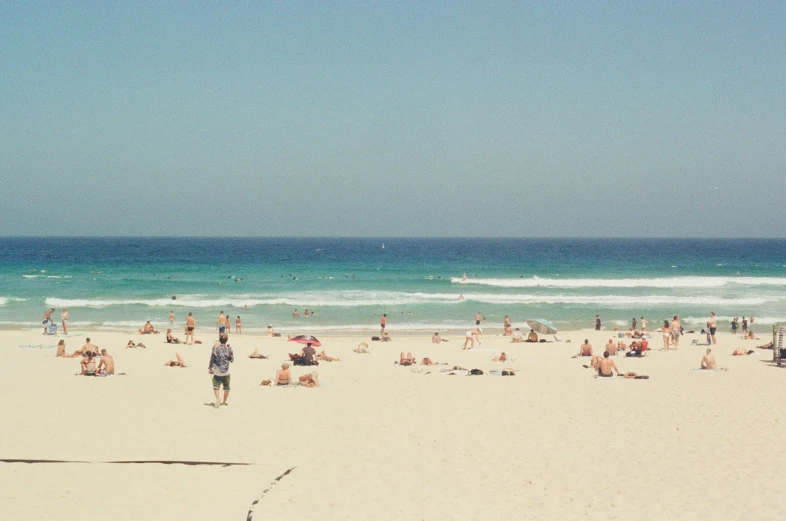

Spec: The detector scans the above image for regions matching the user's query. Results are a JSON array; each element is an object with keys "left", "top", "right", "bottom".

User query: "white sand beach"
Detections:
[{"left": 1, "top": 327, "right": 784, "bottom": 520}]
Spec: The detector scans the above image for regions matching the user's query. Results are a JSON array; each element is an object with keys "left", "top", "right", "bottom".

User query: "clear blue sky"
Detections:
[{"left": 1, "top": 1, "right": 784, "bottom": 237}]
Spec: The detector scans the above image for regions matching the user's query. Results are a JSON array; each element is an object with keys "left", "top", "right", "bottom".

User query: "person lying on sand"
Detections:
[
  {"left": 80, "top": 352, "right": 97, "bottom": 376},
  {"left": 248, "top": 348, "right": 268, "bottom": 359},
  {"left": 126, "top": 340, "right": 136, "bottom": 349},
  {"left": 274, "top": 363, "right": 292, "bottom": 386},
  {"left": 298, "top": 372, "right": 319, "bottom": 387},
  {"left": 139, "top": 321, "right": 159, "bottom": 334},
  {"left": 166, "top": 329, "right": 181, "bottom": 344},
  {"left": 596, "top": 352, "right": 620, "bottom": 377},
  {"left": 701, "top": 348, "right": 717, "bottom": 369},
  {"left": 526, "top": 330, "right": 539, "bottom": 342},
  {"left": 732, "top": 347, "right": 755, "bottom": 356},
  {"left": 756, "top": 342, "right": 773, "bottom": 350},
  {"left": 316, "top": 350, "right": 340, "bottom": 362},
  {"left": 421, "top": 357, "right": 435, "bottom": 365},
  {"left": 619, "top": 372, "right": 649, "bottom": 379},
  {"left": 164, "top": 353, "right": 186, "bottom": 367},
  {"left": 491, "top": 352, "right": 508, "bottom": 362},
  {"left": 399, "top": 352, "right": 416, "bottom": 366}
]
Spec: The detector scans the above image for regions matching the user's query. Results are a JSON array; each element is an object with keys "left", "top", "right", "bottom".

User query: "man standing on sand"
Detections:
[
  {"left": 701, "top": 348, "right": 717, "bottom": 370},
  {"left": 708, "top": 312, "right": 717, "bottom": 345},
  {"left": 97, "top": 349, "right": 115, "bottom": 375},
  {"left": 186, "top": 312, "right": 196, "bottom": 345},
  {"left": 671, "top": 315, "right": 681, "bottom": 348},
  {"left": 209, "top": 334, "right": 233, "bottom": 408},
  {"left": 43, "top": 308, "right": 55, "bottom": 334},
  {"left": 217, "top": 311, "right": 227, "bottom": 334},
  {"left": 594, "top": 315, "right": 601, "bottom": 331},
  {"left": 380, "top": 314, "right": 387, "bottom": 332}
]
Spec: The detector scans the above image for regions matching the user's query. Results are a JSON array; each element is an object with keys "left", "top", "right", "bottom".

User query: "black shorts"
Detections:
[
  {"left": 476, "top": 320, "right": 481, "bottom": 325},
  {"left": 709, "top": 327, "right": 716, "bottom": 335},
  {"left": 187, "top": 327, "right": 194, "bottom": 332}
]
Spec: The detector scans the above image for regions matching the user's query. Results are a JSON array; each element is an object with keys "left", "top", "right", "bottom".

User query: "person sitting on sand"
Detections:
[
  {"left": 604, "top": 338, "right": 615, "bottom": 354},
  {"left": 139, "top": 321, "right": 159, "bottom": 334},
  {"left": 526, "top": 330, "right": 539, "bottom": 343},
  {"left": 97, "top": 349, "right": 115, "bottom": 375},
  {"left": 701, "top": 348, "right": 717, "bottom": 369},
  {"left": 421, "top": 357, "right": 435, "bottom": 365},
  {"left": 166, "top": 329, "right": 180, "bottom": 344},
  {"left": 745, "top": 331, "right": 757, "bottom": 340},
  {"left": 732, "top": 347, "right": 755, "bottom": 356},
  {"left": 298, "top": 372, "right": 319, "bottom": 387},
  {"left": 626, "top": 338, "right": 649, "bottom": 357},
  {"left": 432, "top": 332, "right": 446, "bottom": 344},
  {"left": 266, "top": 325, "right": 274, "bottom": 336},
  {"left": 248, "top": 348, "right": 268, "bottom": 359},
  {"left": 354, "top": 342, "right": 369, "bottom": 353},
  {"left": 275, "top": 363, "right": 293, "bottom": 386},
  {"left": 399, "top": 352, "right": 416, "bottom": 366},
  {"left": 56, "top": 340, "right": 67, "bottom": 357},
  {"left": 492, "top": 352, "right": 508, "bottom": 362},
  {"left": 597, "top": 352, "right": 620, "bottom": 377},
  {"left": 81, "top": 338, "right": 98, "bottom": 355},
  {"left": 617, "top": 341, "right": 627, "bottom": 351},
  {"left": 511, "top": 328, "right": 522, "bottom": 343},
  {"left": 578, "top": 340, "right": 593, "bottom": 357},
  {"left": 164, "top": 353, "right": 186, "bottom": 367},
  {"left": 503, "top": 323, "right": 512, "bottom": 336},
  {"left": 80, "top": 352, "right": 97, "bottom": 376},
  {"left": 381, "top": 331, "right": 392, "bottom": 342}
]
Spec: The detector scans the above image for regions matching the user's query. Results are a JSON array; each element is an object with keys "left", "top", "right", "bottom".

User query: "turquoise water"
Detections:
[{"left": 1, "top": 237, "right": 785, "bottom": 333}]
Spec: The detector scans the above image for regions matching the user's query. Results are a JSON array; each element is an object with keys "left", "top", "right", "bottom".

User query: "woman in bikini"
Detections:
[
  {"left": 662, "top": 320, "right": 672, "bottom": 350},
  {"left": 275, "top": 363, "right": 293, "bottom": 385}
]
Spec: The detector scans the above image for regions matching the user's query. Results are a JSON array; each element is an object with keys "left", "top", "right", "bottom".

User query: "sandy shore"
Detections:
[{"left": 1, "top": 326, "right": 784, "bottom": 520}]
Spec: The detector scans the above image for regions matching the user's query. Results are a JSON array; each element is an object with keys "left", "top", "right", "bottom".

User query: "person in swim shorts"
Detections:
[
  {"left": 708, "top": 312, "right": 717, "bottom": 345},
  {"left": 597, "top": 352, "right": 620, "bottom": 377},
  {"left": 186, "top": 312, "right": 195, "bottom": 345}
]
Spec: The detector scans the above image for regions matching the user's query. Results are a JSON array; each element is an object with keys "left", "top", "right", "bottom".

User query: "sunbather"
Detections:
[
  {"left": 298, "top": 372, "right": 319, "bottom": 387},
  {"left": 274, "top": 363, "right": 293, "bottom": 385},
  {"left": 491, "top": 352, "right": 508, "bottom": 362},
  {"left": 399, "top": 352, "right": 415, "bottom": 366},
  {"left": 164, "top": 353, "right": 186, "bottom": 367},
  {"left": 248, "top": 348, "right": 268, "bottom": 359}
]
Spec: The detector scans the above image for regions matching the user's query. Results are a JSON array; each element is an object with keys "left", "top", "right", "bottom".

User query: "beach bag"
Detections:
[{"left": 469, "top": 369, "right": 484, "bottom": 375}]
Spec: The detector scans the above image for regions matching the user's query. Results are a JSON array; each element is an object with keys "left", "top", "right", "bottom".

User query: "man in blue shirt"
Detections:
[{"left": 208, "top": 334, "right": 234, "bottom": 408}]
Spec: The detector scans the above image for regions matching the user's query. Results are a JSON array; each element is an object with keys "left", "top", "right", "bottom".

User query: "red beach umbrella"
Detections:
[{"left": 288, "top": 334, "right": 322, "bottom": 347}]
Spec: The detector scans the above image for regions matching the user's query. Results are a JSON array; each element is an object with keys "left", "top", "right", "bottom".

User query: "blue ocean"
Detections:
[{"left": 1, "top": 237, "right": 785, "bottom": 334}]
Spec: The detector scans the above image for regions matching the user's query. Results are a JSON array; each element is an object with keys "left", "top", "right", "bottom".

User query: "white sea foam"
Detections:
[
  {"left": 45, "top": 291, "right": 776, "bottom": 309},
  {"left": 0, "top": 297, "right": 28, "bottom": 306},
  {"left": 680, "top": 316, "right": 785, "bottom": 326},
  {"left": 451, "top": 276, "right": 786, "bottom": 289},
  {"left": 22, "top": 275, "right": 40, "bottom": 279}
]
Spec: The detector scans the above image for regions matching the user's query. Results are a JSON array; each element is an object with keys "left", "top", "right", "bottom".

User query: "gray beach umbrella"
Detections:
[{"left": 526, "top": 319, "right": 559, "bottom": 341}]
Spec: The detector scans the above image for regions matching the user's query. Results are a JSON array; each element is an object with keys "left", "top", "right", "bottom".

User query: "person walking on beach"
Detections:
[
  {"left": 708, "top": 312, "right": 717, "bottom": 345},
  {"left": 208, "top": 334, "right": 233, "bottom": 408},
  {"left": 594, "top": 315, "right": 601, "bottom": 331},
  {"left": 61, "top": 307, "right": 69, "bottom": 335},
  {"left": 631, "top": 317, "right": 637, "bottom": 331},
  {"left": 185, "top": 312, "right": 196, "bottom": 345},
  {"left": 235, "top": 316, "right": 242, "bottom": 334}
]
